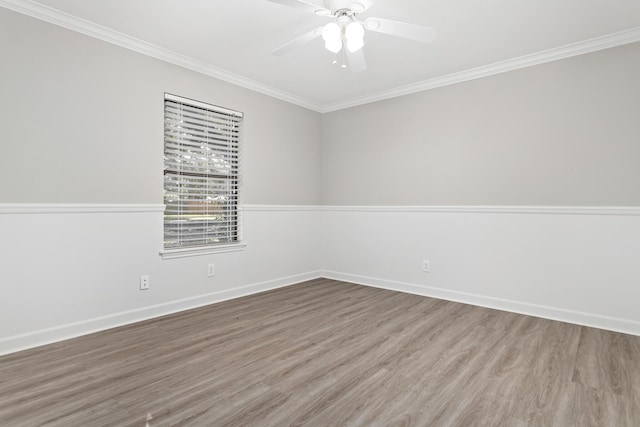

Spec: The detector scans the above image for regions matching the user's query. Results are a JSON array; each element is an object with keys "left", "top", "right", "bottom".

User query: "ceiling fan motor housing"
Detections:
[
  {"left": 324, "top": 0, "right": 370, "bottom": 14},
  {"left": 336, "top": 9, "right": 356, "bottom": 21}
]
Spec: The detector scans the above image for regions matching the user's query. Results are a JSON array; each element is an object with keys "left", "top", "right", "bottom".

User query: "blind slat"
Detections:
[
  {"left": 164, "top": 118, "right": 241, "bottom": 138},
  {"left": 164, "top": 98, "right": 243, "bottom": 119},
  {"left": 164, "top": 126, "right": 240, "bottom": 144}
]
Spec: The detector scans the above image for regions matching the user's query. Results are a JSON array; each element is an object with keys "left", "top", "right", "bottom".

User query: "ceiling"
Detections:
[{"left": 3, "top": 0, "right": 640, "bottom": 111}]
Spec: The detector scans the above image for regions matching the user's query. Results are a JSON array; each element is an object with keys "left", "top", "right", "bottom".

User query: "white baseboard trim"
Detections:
[
  {"left": 4, "top": 270, "right": 639, "bottom": 356},
  {"left": 321, "top": 271, "right": 640, "bottom": 337},
  {"left": 0, "top": 271, "right": 322, "bottom": 356}
]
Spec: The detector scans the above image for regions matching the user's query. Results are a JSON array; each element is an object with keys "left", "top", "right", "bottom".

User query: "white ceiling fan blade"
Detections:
[
  {"left": 272, "top": 27, "right": 323, "bottom": 56},
  {"left": 346, "top": 48, "right": 367, "bottom": 72},
  {"left": 364, "top": 17, "right": 437, "bottom": 43},
  {"left": 266, "top": 0, "right": 331, "bottom": 15}
]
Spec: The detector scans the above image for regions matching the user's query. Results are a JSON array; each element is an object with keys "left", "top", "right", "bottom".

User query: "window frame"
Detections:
[{"left": 160, "top": 93, "right": 246, "bottom": 260}]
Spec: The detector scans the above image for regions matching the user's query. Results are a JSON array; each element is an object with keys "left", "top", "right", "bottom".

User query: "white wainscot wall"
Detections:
[
  {"left": 320, "top": 206, "right": 640, "bottom": 335},
  {"left": 3, "top": 204, "right": 640, "bottom": 355},
  {"left": 0, "top": 205, "right": 320, "bottom": 355}
]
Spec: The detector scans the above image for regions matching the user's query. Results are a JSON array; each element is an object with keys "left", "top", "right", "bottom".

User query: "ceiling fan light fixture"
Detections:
[
  {"left": 322, "top": 22, "right": 341, "bottom": 42},
  {"left": 325, "top": 39, "right": 343, "bottom": 53},
  {"left": 346, "top": 37, "right": 364, "bottom": 53},
  {"left": 345, "top": 21, "right": 365, "bottom": 52},
  {"left": 322, "top": 22, "right": 343, "bottom": 53},
  {"left": 345, "top": 21, "right": 364, "bottom": 39}
]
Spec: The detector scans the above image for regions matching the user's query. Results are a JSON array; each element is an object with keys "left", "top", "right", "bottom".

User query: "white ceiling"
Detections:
[{"left": 4, "top": 0, "right": 640, "bottom": 111}]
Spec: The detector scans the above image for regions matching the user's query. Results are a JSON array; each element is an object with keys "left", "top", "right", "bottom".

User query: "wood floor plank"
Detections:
[{"left": 1, "top": 279, "right": 640, "bottom": 426}]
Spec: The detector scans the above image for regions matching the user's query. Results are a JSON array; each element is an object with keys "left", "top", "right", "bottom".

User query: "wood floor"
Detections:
[{"left": 1, "top": 279, "right": 640, "bottom": 426}]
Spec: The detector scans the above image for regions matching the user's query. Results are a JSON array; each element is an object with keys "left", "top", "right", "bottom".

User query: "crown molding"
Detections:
[
  {"left": 2, "top": 0, "right": 639, "bottom": 114},
  {"left": 0, "top": 0, "right": 323, "bottom": 112},
  {"left": 321, "top": 27, "right": 640, "bottom": 112}
]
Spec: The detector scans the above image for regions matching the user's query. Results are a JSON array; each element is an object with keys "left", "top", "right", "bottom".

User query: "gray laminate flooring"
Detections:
[{"left": 1, "top": 278, "right": 639, "bottom": 426}]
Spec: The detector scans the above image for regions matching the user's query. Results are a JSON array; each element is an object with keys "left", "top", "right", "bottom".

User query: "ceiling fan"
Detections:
[{"left": 267, "top": 0, "right": 436, "bottom": 72}]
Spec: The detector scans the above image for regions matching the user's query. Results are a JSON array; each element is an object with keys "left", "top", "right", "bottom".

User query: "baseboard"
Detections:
[
  {"left": 321, "top": 271, "right": 640, "bottom": 337},
  {"left": 5, "top": 269, "right": 638, "bottom": 356},
  {"left": 0, "top": 271, "right": 323, "bottom": 356}
]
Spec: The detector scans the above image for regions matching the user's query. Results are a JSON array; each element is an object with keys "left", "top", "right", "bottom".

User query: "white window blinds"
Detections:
[{"left": 163, "top": 93, "right": 243, "bottom": 250}]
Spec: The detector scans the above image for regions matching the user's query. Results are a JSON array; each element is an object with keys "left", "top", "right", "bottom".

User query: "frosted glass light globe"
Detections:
[
  {"left": 322, "top": 22, "right": 342, "bottom": 42},
  {"left": 322, "top": 22, "right": 343, "bottom": 53},
  {"left": 345, "top": 22, "right": 365, "bottom": 52}
]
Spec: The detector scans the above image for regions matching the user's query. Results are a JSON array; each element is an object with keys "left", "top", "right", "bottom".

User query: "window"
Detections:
[{"left": 162, "top": 93, "right": 244, "bottom": 259}]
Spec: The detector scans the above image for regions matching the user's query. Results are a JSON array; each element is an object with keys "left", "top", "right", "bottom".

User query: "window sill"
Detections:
[{"left": 160, "top": 243, "right": 247, "bottom": 260}]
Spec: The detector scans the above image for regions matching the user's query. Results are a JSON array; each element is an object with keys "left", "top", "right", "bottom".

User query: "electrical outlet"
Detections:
[
  {"left": 140, "top": 275, "right": 150, "bottom": 290},
  {"left": 422, "top": 260, "right": 430, "bottom": 273},
  {"left": 207, "top": 264, "right": 215, "bottom": 277}
]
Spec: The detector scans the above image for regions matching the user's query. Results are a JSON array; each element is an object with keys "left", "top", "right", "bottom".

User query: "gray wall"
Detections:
[
  {"left": 3, "top": 5, "right": 638, "bottom": 208},
  {"left": 0, "top": 8, "right": 321, "bottom": 205},
  {"left": 321, "top": 42, "right": 640, "bottom": 206}
]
